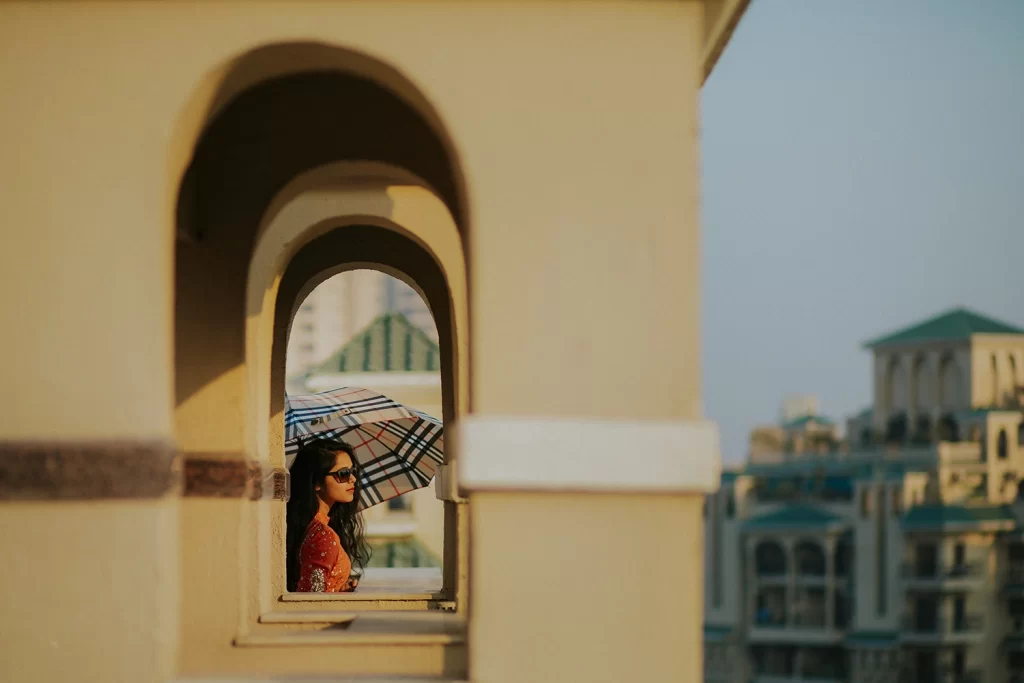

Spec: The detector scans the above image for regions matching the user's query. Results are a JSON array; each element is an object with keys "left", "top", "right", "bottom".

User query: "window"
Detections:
[
  {"left": 725, "top": 490, "right": 736, "bottom": 518},
  {"left": 999, "top": 429, "right": 1009, "bottom": 460}
]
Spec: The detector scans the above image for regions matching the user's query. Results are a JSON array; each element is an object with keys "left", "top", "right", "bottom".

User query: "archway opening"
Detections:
[{"left": 172, "top": 43, "right": 470, "bottom": 644}]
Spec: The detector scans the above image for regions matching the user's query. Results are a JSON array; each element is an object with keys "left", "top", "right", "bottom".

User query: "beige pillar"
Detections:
[
  {"left": 0, "top": 7, "right": 178, "bottom": 675},
  {"left": 785, "top": 537, "right": 796, "bottom": 626},
  {"left": 456, "top": 4, "right": 715, "bottom": 680}
]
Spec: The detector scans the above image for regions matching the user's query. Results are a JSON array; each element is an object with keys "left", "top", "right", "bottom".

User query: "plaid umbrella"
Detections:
[{"left": 285, "top": 387, "right": 444, "bottom": 509}]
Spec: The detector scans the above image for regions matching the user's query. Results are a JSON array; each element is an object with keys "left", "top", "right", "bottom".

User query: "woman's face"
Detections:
[{"left": 319, "top": 451, "right": 357, "bottom": 505}]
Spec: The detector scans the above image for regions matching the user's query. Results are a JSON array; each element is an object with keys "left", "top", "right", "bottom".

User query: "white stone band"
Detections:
[{"left": 456, "top": 416, "right": 721, "bottom": 493}]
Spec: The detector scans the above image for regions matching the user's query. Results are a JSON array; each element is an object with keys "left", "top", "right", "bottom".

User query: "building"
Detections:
[
  {"left": 704, "top": 307, "right": 1024, "bottom": 683},
  {"left": 749, "top": 395, "right": 841, "bottom": 463},
  {"left": 286, "top": 269, "right": 437, "bottom": 382},
  {"left": 0, "top": 2, "right": 747, "bottom": 681}
]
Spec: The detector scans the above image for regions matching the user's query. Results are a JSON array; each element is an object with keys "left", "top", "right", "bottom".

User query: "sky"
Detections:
[{"left": 701, "top": 0, "right": 1024, "bottom": 464}]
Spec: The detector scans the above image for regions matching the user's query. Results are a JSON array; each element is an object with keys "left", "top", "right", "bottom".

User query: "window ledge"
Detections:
[
  {"left": 281, "top": 591, "right": 443, "bottom": 602},
  {"left": 238, "top": 612, "right": 466, "bottom": 647}
]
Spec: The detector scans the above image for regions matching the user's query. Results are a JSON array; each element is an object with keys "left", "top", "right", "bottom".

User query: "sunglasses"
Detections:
[{"left": 326, "top": 467, "right": 359, "bottom": 484}]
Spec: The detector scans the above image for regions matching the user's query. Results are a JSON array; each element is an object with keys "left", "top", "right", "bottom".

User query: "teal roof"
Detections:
[
  {"left": 783, "top": 414, "right": 835, "bottom": 429},
  {"left": 703, "top": 625, "right": 732, "bottom": 642},
  {"left": 314, "top": 313, "right": 440, "bottom": 374},
  {"left": 846, "top": 631, "right": 899, "bottom": 649},
  {"left": 902, "top": 504, "right": 1018, "bottom": 531},
  {"left": 864, "top": 307, "right": 1024, "bottom": 348},
  {"left": 742, "top": 504, "right": 847, "bottom": 532}
]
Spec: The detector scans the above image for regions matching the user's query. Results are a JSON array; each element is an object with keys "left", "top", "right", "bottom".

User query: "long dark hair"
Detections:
[{"left": 286, "top": 438, "right": 371, "bottom": 591}]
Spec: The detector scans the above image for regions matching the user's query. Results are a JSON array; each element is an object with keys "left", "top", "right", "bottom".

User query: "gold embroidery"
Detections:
[{"left": 310, "top": 567, "right": 326, "bottom": 592}]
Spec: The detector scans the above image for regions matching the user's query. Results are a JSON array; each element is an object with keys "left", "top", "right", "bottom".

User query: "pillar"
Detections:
[
  {"left": 0, "top": 6, "right": 178, "bottom": 678},
  {"left": 456, "top": 3, "right": 714, "bottom": 680},
  {"left": 785, "top": 537, "right": 796, "bottom": 626},
  {"left": 825, "top": 535, "right": 836, "bottom": 630}
]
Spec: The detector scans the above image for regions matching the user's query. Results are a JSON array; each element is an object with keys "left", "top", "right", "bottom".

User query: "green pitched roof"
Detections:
[
  {"left": 902, "top": 504, "right": 1017, "bottom": 532},
  {"left": 742, "top": 504, "right": 847, "bottom": 532},
  {"left": 313, "top": 312, "right": 440, "bottom": 374},
  {"left": 864, "top": 307, "right": 1024, "bottom": 349},
  {"left": 783, "top": 414, "right": 835, "bottom": 429}
]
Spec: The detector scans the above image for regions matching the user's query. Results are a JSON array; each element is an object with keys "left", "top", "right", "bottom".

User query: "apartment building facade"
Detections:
[{"left": 705, "top": 308, "right": 1024, "bottom": 683}]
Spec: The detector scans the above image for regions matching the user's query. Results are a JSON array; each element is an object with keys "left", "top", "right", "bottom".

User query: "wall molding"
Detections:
[
  {"left": 0, "top": 440, "right": 179, "bottom": 500},
  {"left": 457, "top": 416, "right": 721, "bottom": 494},
  {"left": 0, "top": 442, "right": 288, "bottom": 501}
]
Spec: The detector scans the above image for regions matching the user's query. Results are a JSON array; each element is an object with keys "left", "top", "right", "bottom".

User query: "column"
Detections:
[
  {"left": 785, "top": 537, "right": 796, "bottom": 626},
  {"left": 825, "top": 535, "right": 837, "bottom": 630},
  {"left": 0, "top": 9, "right": 178, "bottom": 680},
  {"left": 457, "top": 4, "right": 712, "bottom": 681},
  {"left": 747, "top": 536, "right": 759, "bottom": 627}
]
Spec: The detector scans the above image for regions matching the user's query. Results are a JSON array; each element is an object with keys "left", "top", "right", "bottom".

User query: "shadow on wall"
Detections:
[{"left": 174, "top": 42, "right": 465, "bottom": 415}]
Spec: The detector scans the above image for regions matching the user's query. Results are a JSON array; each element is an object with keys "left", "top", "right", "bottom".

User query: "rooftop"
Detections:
[
  {"left": 864, "top": 307, "right": 1024, "bottom": 349},
  {"left": 313, "top": 312, "right": 440, "bottom": 374},
  {"left": 742, "top": 504, "right": 847, "bottom": 533},
  {"left": 782, "top": 414, "right": 835, "bottom": 430}
]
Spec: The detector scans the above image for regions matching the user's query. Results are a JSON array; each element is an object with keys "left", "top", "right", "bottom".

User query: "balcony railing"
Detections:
[
  {"left": 902, "top": 614, "right": 985, "bottom": 637},
  {"left": 790, "top": 612, "right": 827, "bottom": 629}
]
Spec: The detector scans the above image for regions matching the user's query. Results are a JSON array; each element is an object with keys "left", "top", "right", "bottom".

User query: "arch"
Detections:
[
  {"left": 998, "top": 429, "right": 1009, "bottom": 460},
  {"left": 911, "top": 354, "right": 931, "bottom": 412},
  {"left": 247, "top": 163, "right": 468, "bottom": 466},
  {"left": 1010, "top": 353, "right": 1019, "bottom": 393},
  {"left": 754, "top": 540, "right": 787, "bottom": 577},
  {"left": 794, "top": 540, "right": 826, "bottom": 576},
  {"left": 885, "top": 355, "right": 907, "bottom": 414},
  {"left": 938, "top": 413, "right": 960, "bottom": 443},
  {"left": 171, "top": 41, "right": 469, "bottom": 238},
  {"left": 938, "top": 354, "right": 962, "bottom": 410}
]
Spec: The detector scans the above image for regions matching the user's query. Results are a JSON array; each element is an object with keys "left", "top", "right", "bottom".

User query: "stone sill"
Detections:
[
  {"left": 240, "top": 612, "right": 466, "bottom": 647},
  {"left": 177, "top": 678, "right": 467, "bottom": 682}
]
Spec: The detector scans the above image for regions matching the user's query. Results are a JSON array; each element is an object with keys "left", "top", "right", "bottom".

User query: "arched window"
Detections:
[
  {"left": 885, "top": 412, "right": 908, "bottom": 444},
  {"left": 913, "top": 354, "right": 931, "bottom": 412},
  {"left": 886, "top": 356, "right": 907, "bottom": 413},
  {"left": 939, "top": 355, "right": 962, "bottom": 410},
  {"left": 998, "top": 429, "right": 1009, "bottom": 460},
  {"left": 938, "top": 413, "right": 960, "bottom": 442},
  {"left": 794, "top": 540, "right": 826, "bottom": 576},
  {"left": 754, "top": 541, "right": 787, "bottom": 577}
]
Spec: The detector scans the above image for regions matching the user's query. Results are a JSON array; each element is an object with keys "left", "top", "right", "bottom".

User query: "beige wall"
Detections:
[{"left": 0, "top": 0, "right": 735, "bottom": 680}]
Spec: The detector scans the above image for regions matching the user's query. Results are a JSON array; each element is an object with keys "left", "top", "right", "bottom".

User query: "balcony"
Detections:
[
  {"left": 902, "top": 561, "right": 985, "bottom": 591},
  {"left": 901, "top": 615, "right": 985, "bottom": 644}
]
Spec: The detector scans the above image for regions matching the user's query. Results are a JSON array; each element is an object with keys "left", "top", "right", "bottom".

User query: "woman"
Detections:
[{"left": 286, "top": 438, "right": 371, "bottom": 592}]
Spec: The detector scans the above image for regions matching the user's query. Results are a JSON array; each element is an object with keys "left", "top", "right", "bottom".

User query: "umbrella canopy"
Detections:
[{"left": 285, "top": 387, "right": 444, "bottom": 509}]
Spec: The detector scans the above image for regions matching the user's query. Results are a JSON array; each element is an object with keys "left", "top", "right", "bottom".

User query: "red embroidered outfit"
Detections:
[{"left": 296, "top": 509, "right": 352, "bottom": 592}]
